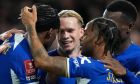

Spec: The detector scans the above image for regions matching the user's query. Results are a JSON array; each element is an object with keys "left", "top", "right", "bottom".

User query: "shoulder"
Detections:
[{"left": 68, "top": 56, "right": 101, "bottom": 66}]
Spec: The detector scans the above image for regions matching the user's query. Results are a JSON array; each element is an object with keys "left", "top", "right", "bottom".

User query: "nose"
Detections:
[{"left": 63, "top": 32, "right": 69, "bottom": 39}]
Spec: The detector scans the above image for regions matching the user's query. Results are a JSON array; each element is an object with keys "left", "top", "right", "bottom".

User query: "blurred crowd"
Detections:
[{"left": 0, "top": 0, "right": 140, "bottom": 33}]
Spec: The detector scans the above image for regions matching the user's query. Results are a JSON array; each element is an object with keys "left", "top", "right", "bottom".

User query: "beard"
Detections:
[{"left": 81, "top": 44, "right": 93, "bottom": 57}]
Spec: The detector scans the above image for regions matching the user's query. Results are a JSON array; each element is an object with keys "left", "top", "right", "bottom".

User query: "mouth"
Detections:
[{"left": 61, "top": 41, "right": 72, "bottom": 46}]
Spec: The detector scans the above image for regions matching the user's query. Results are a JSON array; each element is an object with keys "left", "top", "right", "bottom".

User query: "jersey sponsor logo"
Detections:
[
  {"left": 80, "top": 57, "right": 91, "bottom": 64},
  {"left": 107, "top": 72, "right": 123, "bottom": 83},
  {"left": 24, "top": 60, "right": 37, "bottom": 80}
]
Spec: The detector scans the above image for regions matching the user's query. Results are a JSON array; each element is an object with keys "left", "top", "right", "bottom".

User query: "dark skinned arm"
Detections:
[{"left": 20, "top": 5, "right": 67, "bottom": 77}]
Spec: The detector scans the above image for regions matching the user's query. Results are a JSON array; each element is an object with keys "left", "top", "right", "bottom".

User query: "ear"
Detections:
[
  {"left": 44, "top": 28, "right": 54, "bottom": 39},
  {"left": 128, "top": 22, "right": 135, "bottom": 31},
  {"left": 80, "top": 28, "right": 84, "bottom": 38}
]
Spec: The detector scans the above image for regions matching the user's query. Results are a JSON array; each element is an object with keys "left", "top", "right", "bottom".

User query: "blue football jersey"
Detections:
[
  {"left": 39, "top": 49, "right": 84, "bottom": 84},
  {"left": 115, "top": 43, "right": 140, "bottom": 84},
  {"left": 48, "top": 49, "right": 77, "bottom": 84},
  {"left": 40, "top": 49, "right": 90, "bottom": 84},
  {"left": 67, "top": 56, "right": 124, "bottom": 84},
  {"left": 0, "top": 33, "right": 39, "bottom": 84}
]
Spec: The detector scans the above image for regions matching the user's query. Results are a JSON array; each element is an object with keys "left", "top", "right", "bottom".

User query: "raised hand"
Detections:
[{"left": 20, "top": 5, "right": 37, "bottom": 29}]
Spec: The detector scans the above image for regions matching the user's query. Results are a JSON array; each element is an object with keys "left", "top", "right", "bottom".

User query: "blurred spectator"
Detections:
[{"left": 0, "top": 0, "right": 139, "bottom": 33}]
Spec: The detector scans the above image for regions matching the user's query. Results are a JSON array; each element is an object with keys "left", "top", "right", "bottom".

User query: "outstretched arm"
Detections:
[{"left": 20, "top": 5, "right": 67, "bottom": 77}]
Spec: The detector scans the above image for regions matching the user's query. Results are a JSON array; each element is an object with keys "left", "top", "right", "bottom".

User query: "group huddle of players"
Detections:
[{"left": 0, "top": 0, "right": 140, "bottom": 84}]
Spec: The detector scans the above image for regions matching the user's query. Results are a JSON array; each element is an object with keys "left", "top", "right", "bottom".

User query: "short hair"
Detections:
[
  {"left": 35, "top": 3, "right": 60, "bottom": 32},
  {"left": 89, "top": 17, "right": 122, "bottom": 55},
  {"left": 106, "top": 0, "right": 137, "bottom": 22},
  {"left": 58, "top": 10, "right": 84, "bottom": 27}
]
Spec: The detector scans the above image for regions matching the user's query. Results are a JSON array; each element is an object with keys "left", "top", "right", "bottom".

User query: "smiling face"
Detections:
[
  {"left": 58, "top": 17, "right": 84, "bottom": 52},
  {"left": 81, "top": 21, "right": 98, "bottom": 56}
]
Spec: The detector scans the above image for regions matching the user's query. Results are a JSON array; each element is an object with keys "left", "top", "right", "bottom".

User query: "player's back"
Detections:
[
  {"left": 0, "top": 52, "right": 12, "bottom": 84},
  {"left": 0, "top": 33, "right": 39, "bottom": 84}
]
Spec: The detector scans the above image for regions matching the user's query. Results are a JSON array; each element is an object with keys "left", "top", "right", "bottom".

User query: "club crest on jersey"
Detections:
[{"left": 107, "top": 72, "right": 123, "bottom": 83}]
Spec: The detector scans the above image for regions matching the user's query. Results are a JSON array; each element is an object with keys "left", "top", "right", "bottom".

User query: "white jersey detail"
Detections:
[
  {"left": 13, "top": 33, "right": 24, "bottom": 50},
  {"left": 67, "top": 58, "right": 70, "bottom": 77},
  {"left": 136, "top": 71, "right": 140, "bottom": 77},
  {"left": 77, "top": 78, "right": 90, "bottom": 84},
  {"left": 10, "top": 69, "right": 20, "bottom": 84},
  {"left": 80, "top": 57, "right": 91, "bottom": 64}
]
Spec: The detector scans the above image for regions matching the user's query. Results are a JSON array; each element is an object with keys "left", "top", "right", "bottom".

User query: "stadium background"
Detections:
[{"left": 0, "top": 0, "right": 140, "bottom": 33}]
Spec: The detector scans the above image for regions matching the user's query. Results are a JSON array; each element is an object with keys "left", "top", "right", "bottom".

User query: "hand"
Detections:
[
  {"left": 0, "top": 43, "right": 10, "bottom": 53},
  {"left": 20, "top": 5, "right": 37, "bottom": 29},
  {"left": 101, "top": 51, "right": 126, "bottom": 76},
  {"left": 0, "top": 28, "right": 25, "bottom": 41}
]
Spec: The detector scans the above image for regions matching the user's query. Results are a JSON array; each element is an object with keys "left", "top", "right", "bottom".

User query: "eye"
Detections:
[{"left": 67, "top": 29, "right": 74, "bottom": 33}]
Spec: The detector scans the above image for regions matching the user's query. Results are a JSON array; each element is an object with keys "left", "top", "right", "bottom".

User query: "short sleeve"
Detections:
[{"left": 66, "top": 57, "right": 92, "bottom": 78}]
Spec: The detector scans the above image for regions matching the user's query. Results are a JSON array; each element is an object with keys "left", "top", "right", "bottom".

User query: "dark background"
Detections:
[{"left": 0, "top": 0, "right": 140, "bottom": 33}]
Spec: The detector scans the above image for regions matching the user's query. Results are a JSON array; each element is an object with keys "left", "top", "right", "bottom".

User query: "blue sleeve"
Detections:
[
  {"left": 122, "top": 69, "right": 140, "bottom": 84},
  {"left": 67, "top": 57, "right": 92, "bottom": 78}
]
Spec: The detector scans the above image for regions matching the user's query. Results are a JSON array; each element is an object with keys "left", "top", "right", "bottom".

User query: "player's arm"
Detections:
[
  {"left": 102, "top": 52, "right": 140, "bottom": 84},
  {"left": 0, "top": 28, "right": 24, "bottom": 42},
  {"left": 21, "top": 5, "right": 67, "bottom": 77},
  {"left": 0, "top": 43, "right": 10, "bottom": 53}
]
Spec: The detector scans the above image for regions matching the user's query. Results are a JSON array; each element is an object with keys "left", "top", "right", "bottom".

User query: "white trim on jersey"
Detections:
[
  {"left": 77, "top": 78, "right": 90, "bottom": 84},
  {"left": 10, "top": 69, "right": 20, "bottom": 84},
  {"left": 67, "top": 58, "right": 70, "bottom": 78},
  {"left": 13, "top": 33, "right": 24, "bottom": 50}
]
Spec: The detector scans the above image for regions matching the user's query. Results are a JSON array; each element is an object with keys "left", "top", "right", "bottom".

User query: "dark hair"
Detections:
[
  {"left": 35, "top": 3, "right": 60, "bottom": 32},
  {"left": 91, "top": 17, "right": 122, "bottom": 55},
  {"left": 106, "top": 0, "right": 137, "bottom": 22}
]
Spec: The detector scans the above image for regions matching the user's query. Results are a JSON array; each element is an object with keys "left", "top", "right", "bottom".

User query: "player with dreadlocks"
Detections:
[{"left": 20, "top": 4, "right": 125, "bottom": 83}]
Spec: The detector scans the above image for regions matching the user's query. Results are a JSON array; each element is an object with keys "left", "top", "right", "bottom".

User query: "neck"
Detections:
[
  {"left": 92, "top": 44, "right": 105, "bottom": 60},
  {"left": 117, "top": 38, "right": 131, "bottom": 54},
  {"left": 58, "top": 46, "right": 81, "bottom": 58}
]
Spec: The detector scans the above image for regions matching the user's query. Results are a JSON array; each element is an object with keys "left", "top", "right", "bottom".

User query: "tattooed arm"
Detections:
[{"left": 20, "top": 5, "right": 67, "bottom": 76}]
